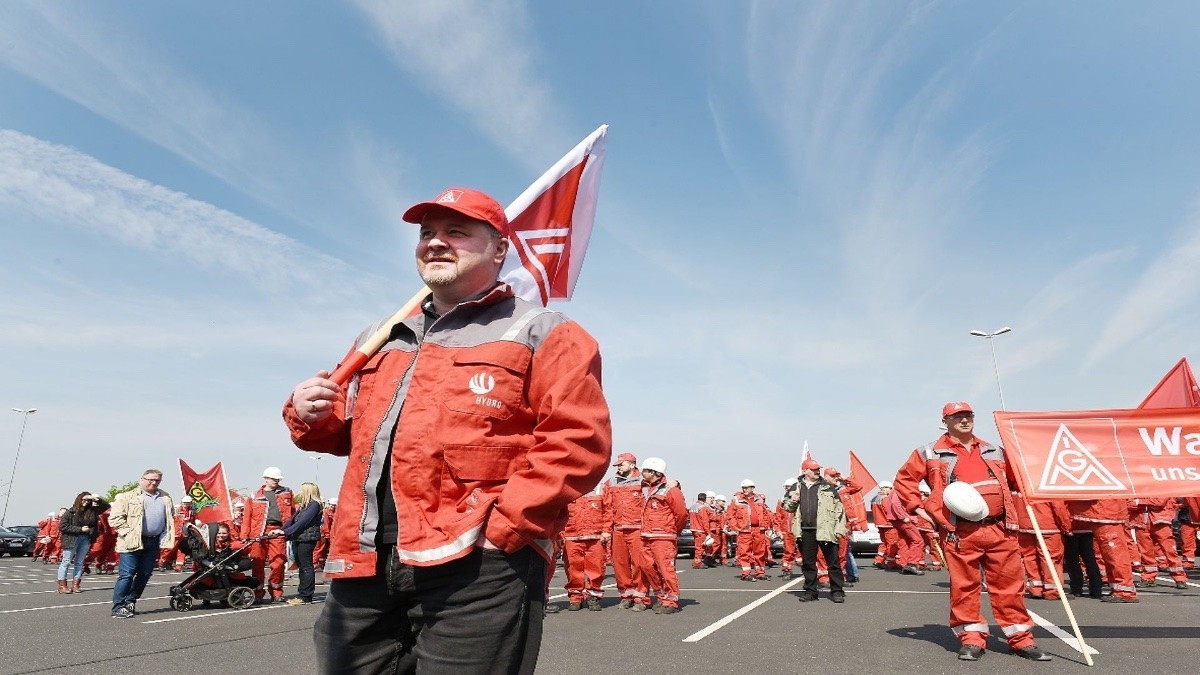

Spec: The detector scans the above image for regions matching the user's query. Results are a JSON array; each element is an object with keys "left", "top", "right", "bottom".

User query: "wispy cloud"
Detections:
[
  {"left": 1087, "top": 205, "right": 1200, "bottom": 366},
  {"left": 0, "top": 130, "right": 375, "bottom": 300},
  {"left": 694, "top": 3, "right": 1000, "bottom": 368},
  {"left": 350, "top": 0, "right": 571, "bottom": 167},
  {"left": 0, "top": 130, "right": 390, "bottom": 352},
  {"left": 0, "top": 5, "right": 288, "bottom": 199}
]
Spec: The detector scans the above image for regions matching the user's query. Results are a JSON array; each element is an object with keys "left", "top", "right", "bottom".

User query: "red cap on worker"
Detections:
[
  {"left": 942, "top": 401, "right": 974, "bottom": 417},
  {"left": 612, "top": 452, "right": 637, "bottom": 466},
  {"left": 801, "top": 458, "right": 821, "bottom": 472},
  {"left": 402, "top": 187, "right": 509, "bottom": 238},
  {"left": 823, "top": 467, "right": 841, "bottom": 478}
]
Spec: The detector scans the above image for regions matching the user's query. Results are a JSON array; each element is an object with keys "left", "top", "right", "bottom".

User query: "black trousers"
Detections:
[
  {"left": 313, "top": 546, "right": 545, "bottom": 675},
  {"left": 1063, "top": 531, "right": 1102, "bottom": 598},
  {"left": 798, "top": 529, "right": 844, "bottom": 596}
]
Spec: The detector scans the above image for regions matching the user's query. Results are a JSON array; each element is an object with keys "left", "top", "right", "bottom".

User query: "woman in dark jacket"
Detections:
[
  {"left": 281, "top": 482, "right": 323, "bottom": 605},
  {"left": 57, "top": 492, "right": 110, "bottom": 593}
]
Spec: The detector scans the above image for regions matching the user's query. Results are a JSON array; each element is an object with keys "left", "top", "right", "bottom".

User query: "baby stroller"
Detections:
[{"left": 168, "top": 522, "right": 262, "bottom": 611}]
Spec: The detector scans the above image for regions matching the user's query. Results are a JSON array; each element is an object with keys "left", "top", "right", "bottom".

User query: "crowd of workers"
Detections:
[
  {"left": 555, "top": 402, "right": 1198, "bottom": 663},
  {"left": 26, "top": 441, "right": 1198, "bottom": 622}
]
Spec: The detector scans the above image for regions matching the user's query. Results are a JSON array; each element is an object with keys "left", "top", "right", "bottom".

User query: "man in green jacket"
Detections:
[{"left": 782, "top": 458, "right": 848, "bottom": 603}]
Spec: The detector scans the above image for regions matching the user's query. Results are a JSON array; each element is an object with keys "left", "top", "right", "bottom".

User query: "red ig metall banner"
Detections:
[{"left": 995, "top": 407, "right": 1200, "bottom": 501}]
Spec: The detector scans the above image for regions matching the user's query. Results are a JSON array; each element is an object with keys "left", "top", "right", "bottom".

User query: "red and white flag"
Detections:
[
  {"left": 1139, "top": 357, "right": 1200, "bottom": 409},
  {"left": 500, "top": 125, "right": 607, "bottom": 306},
  {"left": 996, "top": 407, "right": 1200, "bottom": 501},
  {"left": 848, "top": 450, "right": 879, "bottom": 494},
  {"left": 178, "top": 459, "right": 233, "bottom": 524}
]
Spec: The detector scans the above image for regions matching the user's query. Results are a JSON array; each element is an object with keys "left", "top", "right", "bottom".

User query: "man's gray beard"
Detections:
[{"left": 419, "top": 267, "right": 458, "bottom": 287}]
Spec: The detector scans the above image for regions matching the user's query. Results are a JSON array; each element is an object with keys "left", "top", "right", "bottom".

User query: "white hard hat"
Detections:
[
  {"left": 783, "top": 477, "right": 798, "bottom": 487},
  {"left": 705, "top": 491, "right": 716, "bottom": 498},
  {"left": 740, "top": 479, "right": 755, "bottom": 488},
  {"left": 328, "top": 497, "right": 338, "bottom": 506},
  {"left": 48, "top": 512, "right": 55, "bottom": 517},
  {"left": 878, "top": 480, "right": 893, "bottom": 489},
  {"left": 262, "top": 466, "right": 283, "bottom": 480},
  {"left": 641, "top": 457, "right": 667, "bottom": 474},
  {"left": 180, "top": 496, "right": 192, "bottom": 503},
  {"left": 715, "top": 495, "right": 727, "bottom": 502},
  {"left": 943, "top": 482, "right": 988, "bottom": 522}
]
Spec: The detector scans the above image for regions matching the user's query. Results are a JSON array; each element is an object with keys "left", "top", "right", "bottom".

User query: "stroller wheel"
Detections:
[
  {"left": 228, "top": 586, "right": 255, "bottom": 610},
  {"left": 170, "top": 594, "right": 194, "bottom": 612}
]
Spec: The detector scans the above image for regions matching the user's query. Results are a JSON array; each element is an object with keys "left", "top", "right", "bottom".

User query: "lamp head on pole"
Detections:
[
  {"left": 994, "top": 327, "right": 1012, "bottom": 336},
  {"left": 969, "top": 330, "right": 987, "bottom": 337},
  {"left": 11, "top": 408, "right": 36, "bottom": 415}
]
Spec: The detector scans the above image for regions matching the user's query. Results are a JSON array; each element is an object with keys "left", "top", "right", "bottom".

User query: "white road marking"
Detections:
[
  {"left": 1028, "top": 610, "right": 1100, "bottom": 656},
  {"left": 0, "top": 594, "right": 169, "bottom": 614},
  {"left": 142, "top": 600, "right": 324, "bottom": 623},
  {"left": 681, "top": 577, "right": 806, "bottom": 642}
]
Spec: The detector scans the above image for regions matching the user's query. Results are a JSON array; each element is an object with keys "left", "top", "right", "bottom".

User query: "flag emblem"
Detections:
[
  {"left": 437, "top": 189, "right": 464, "bottom": 204},
  {"left": 1037, "top": 424, "right": 1127, "bottom": 492},
  {"left": 187, "top": 481, "right": 220, "bottom": 511}
]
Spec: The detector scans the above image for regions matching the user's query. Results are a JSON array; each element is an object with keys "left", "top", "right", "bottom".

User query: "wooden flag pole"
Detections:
[
  {"left": 329, "top": 286, "right": 430, "bottom": 387},
  {"left": 1026, "top": 504, "right": 1094, "bottom": 666}
]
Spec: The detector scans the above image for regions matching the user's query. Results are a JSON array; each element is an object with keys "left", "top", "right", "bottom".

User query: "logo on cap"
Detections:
[{"left": 437, "top": 189, "right": 464, "bottom": 204}]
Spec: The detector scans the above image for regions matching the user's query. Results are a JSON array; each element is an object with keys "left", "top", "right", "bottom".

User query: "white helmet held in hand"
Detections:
[
  {"left": 641, "top": 457, "right": 667, "bottom": 474},
  {"left": 943, "top": 481, "right": 988, "bottom": 522}
]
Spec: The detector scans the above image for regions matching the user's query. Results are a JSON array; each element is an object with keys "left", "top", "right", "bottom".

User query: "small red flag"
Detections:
[
  {"left": 178, "top": 459, "right": 233, "bottom": 524},
  {"left": 848, "top": 450, "right": 879, "bottom": 494},
  {"left": 1139, "top": 358, "right": 1200, "bottom": 409}
]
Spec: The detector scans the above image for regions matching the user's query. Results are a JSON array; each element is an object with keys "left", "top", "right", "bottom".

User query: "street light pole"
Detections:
[
  {"left": 4, "top": 408, "right": 37, "bottom": 526},
  {"left": 969, "top": 327, "right": 1011, "bottom": 409}
]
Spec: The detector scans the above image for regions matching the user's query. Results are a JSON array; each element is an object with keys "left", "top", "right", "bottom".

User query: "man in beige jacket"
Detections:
[{"left": 108, "top": 469, "right": 176, "bottom": 618}]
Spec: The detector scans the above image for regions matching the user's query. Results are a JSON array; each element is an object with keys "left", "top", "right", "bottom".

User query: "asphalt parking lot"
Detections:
[{"left": 1, "top": 556, "right": 1197, "bottom": 674}]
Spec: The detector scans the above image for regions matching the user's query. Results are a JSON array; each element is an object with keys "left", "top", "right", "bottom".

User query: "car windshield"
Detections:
[{"left": 0, "top": 526, "right": 13, "bottom": 535}]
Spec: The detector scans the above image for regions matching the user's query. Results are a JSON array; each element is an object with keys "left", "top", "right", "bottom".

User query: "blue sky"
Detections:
[{"left": 3, "top": 2, "right": 1199, "bottom": 523}]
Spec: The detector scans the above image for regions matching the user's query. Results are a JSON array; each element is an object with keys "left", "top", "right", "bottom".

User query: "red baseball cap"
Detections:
[
  {"left": 612, "top": 452, "right": 637, "bottom": 466},
  {"left": 942, "top": 401, "right": 974, "bottom": 417},
  {"left": 801, "top": 458, "right": 821, "bottom": 472},
  {"left": 402, "top": 187, "right": 510, "bottom": 238},
  {"left": 823, "top": 467, "right": 841, "bottom": 478}
]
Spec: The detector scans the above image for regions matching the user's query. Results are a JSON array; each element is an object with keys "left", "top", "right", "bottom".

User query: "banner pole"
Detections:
[
  {"left": 329, "top": 287, "right": 429, "bottom": 387},
  {"left": 1027, "top": 503, "right": 1094, "bottom": 666}
]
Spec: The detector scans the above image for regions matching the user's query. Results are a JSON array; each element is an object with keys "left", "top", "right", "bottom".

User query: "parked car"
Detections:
[
  {"left": 850, "top": 512, "right": 882, "bottom": 556},
  {"left": 0, "top": 526, "right": 34, "bottom": 557},
  {"left": 677, "top": 527, "right": 696, "bottom": 558}
]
